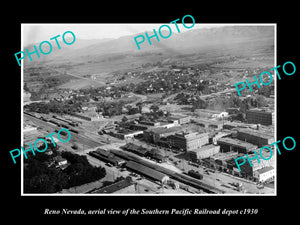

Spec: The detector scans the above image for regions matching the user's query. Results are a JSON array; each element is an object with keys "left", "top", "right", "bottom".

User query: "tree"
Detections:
[
  {"left": 136, "top": 102, "right": 144, "bottom": 113},
  {"left": 192, "top": 98, "right": 207, "bottom": 111},
  {"left": 150, "top": 104, "right": 159, "bottom": 113},
  {"left": 165, "top": 111, "right": 171, "bottom": 117},
  {"left": 256, "top": 95, "right": 267, "bottom": 107}
]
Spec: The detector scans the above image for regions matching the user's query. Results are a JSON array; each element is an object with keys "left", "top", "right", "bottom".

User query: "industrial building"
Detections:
[
  {"left": 122, "top": 113, "right": 142, "bottom": 122},
  {"left": 188, "top": 144, "right": 220, "bottom": 161},
  {"left": 246, "top": 108, "right": 274, "bottom": 126},
  {"left": 121, "top": 143, "right": 149, "bottom": 157},
  {"left": 217, "top": 137, "right": 258, "bottom": 154},
  {"left": 236, "top": 128, "right": 274, "bottom": 147},
  {"left": 167, "top": 132, "right": 209, "bottom": 151},
  {"left": 191, "top": 118, "right": 225, "bottom": 130},
  {"left": 253, "top": 166, "right": 275, "bottom": 183},
  {"left": 107, "top": 129, "right": 143, "bottom": 140},
  {"left": 194, "top": 109, "right": 228, "bottom": 119},
  {"left": 143, "top": 126, "right": 183, "bottom": 143},
  {"left": 211, "top": 131, "right": 232, "bottom": 144},
  {"left": 125, "top": 161, "right": 169, "bottom": 184},
  {"left": 208, "top": 152, "right": 239, "bottom": 172},
  {"left": 168, "top": 114, "right": 191, "bottom": 124},
  {"left": 139, "top": 120, "right": 161, "bottom": 127},
  {"left": 233, "top": 148, "right": 275, "bottom": 178}
]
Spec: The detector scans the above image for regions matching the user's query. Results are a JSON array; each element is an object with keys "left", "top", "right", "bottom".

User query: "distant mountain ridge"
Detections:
[{"left": 24, "top": 25, "right": 274, "bottom": 66}]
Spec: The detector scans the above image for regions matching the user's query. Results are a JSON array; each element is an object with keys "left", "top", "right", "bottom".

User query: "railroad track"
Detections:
[
  {"left": 24, "top": 113, "right": 104, "bottom": 148},
  {"left": 110, "top": 149, "right": 225, "bottom": 194}
]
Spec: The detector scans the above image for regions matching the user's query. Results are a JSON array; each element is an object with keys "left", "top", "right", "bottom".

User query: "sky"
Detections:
[{"left": 22, "top": 23, "right": 234, "bottom": 46}]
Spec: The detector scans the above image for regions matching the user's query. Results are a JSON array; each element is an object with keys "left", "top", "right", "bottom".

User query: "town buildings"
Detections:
[
  {"left": 167, "top": 132, "right": 209, "bottom": 151},
  {"left": 188, "top": 144, "right": 220, "bottom": 161},
  {"left": 236, "top": 128, "right": 274, "bottom": 147},
  {"left": 246, "top": 108, "right": 274, "bottom": 126},
  {"left": 253, "top": 166, "right": 275, "bottom": 183},
  {"left": 217, "top": 137, "right": 257, "bottom": 154}
]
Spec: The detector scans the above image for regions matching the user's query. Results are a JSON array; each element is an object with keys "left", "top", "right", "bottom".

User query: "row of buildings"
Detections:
[{"left": 105, "top": 107, "right": 274, "bottom": 183}]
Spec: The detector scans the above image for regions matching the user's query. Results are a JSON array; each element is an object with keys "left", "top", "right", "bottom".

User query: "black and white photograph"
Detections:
[
  {"left": 3, "top": 7, "right": 298, "bottom": 221},
  {"left": 21, "top": 23, "right": 276, "bottom": 195}
]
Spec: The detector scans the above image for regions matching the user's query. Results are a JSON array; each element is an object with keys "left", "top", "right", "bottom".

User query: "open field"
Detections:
[{"left": 58, "top": 78, "right": 105, "bottom": 89}]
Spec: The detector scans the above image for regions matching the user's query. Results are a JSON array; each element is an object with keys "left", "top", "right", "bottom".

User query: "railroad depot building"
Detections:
[
  {"left": 89, "top": 148, "right": 125, "bottom": 166},
  {"left": 125, "top": 161, "right": 169, "bottom": 184}
]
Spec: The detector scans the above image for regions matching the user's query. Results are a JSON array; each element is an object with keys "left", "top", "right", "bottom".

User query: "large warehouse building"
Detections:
[
  {"left": 246, "top": 108, "right": 274, "bottom": 126},
  {"left": 236, "top": 128, "right": 274, "bottom": 147}
]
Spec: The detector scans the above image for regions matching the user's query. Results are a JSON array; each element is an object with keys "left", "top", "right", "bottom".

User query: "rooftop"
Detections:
[
  {"left": 192, "top": 118, "right": 225, "bottom": 125},
  {"left": 173, "top": 131, "right": 208, "bottom": 140},
  {"left": 91, "top": 177, "right": 133, "bottom": 194},
  {"left": 210, "top": 151, "right": 239, "bottom": 161},
  {"left": 256, "top": 166, "right": 274, "bottom": 174},
  {"left": 168, "top": 114, "right": 190, "bottom": 119},
  {"left": 247, "top": 108, "right": 274, "bottom": 114},
  {"left": 237, "top": 128, "right": 274, "bottom": 139},
  {"left": 147, "top": 126, "right": 182, "bottom": 135},
  {"left": 188, "top": 144, "right": 220, "bottom": 153},
  {"left": 194, "top": 109, "right": 225, "bottom": 114},
  {"left": 95, "top": 148, "right": 113, "bottom": 158},
  {"left": 125, "top": 161, "right": 169, "bottom": 182},
  {"left": 217, "top": 137, "right": 258, "bottom": 149}
]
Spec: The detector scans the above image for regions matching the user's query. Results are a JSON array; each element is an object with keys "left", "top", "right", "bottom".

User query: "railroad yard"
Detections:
[{"left": 23, "top": 111, "right": 274, "bottom": 195}]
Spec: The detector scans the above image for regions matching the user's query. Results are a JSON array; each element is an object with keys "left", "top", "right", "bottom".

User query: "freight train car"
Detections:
[
  {"left": 48, "top": 119, "right": 61, "bottom": 127},
  {"left": 69, "top": 128, "right": 79, "bottom": 134},
  {"left": 52, "top": 115, "right": 78, "bottom": 126},
  {"left": 187, "top": 170, "right": 203, "bottom": 180}
]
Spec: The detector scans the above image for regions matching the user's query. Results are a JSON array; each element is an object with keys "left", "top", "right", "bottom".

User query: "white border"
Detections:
[{"left": 21, "top": 23, "right": 277, "bottom": 196}]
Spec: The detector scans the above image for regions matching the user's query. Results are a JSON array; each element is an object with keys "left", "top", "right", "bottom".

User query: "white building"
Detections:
[
  {"left": 188, "top": 144, "right": 220, "bottom": 160},
  {"left": 253, "top": 166, "right": 275, "bottom": 183}
]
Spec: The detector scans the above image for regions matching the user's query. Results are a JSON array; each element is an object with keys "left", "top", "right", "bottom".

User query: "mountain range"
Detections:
[{"left": 24, "top": 25, "right": 275, "bottom": 72}]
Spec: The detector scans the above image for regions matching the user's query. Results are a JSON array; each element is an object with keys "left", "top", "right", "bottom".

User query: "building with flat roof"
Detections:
[
  {"left": 234, "top": 147, "right": 275, "bottom": 178},
  {"left": 246, "top": 108, "right": 274, "bottom": 126},
  {"left": 168, "top": 114, "right": 191, "bottom": 124},
  {"left": 122, "top": 113, "right": 142, "bottom": 121},
  {"left": 212, "top": 131, "right": 232, "bottom": 144},
  {"left": 128, "top": 123, "right": 151, "bottom": 131},
  {"left": 167, "top": 132, "right": 209, "bottom": 151},
  {"left": 236, "top": 128, "right": 274, "bottom": 147},
  {"left": 143, "top": 126, "right": 183, "bottom": 143},
  {"left": 191, "top": 118, "right": 225, "bottom": 130},
  {"left": 139, "top": 120, "right": 161, "bottom": 127},
  {"left": 253, "top": 166, "right": 275, "bottom": 183},
  {"left": 188, "top": 144, "right": 220, "bottom": 161},
  {"left": 217, "top": 137, "right": 258, "bottom": 154},
  {"left": 208, "top": 152, "right": 239, "bottom": 171},
  {"left": 194, "top": 109, "right": 228, "bottom": 119},
  {"left": 107, "top": 129, "right": 144, "bottom": 140}
]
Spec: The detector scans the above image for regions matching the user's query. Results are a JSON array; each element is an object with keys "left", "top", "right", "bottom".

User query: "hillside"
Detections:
[{"left": 24, "top": 25, "right": 274, "bottom": 90}]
